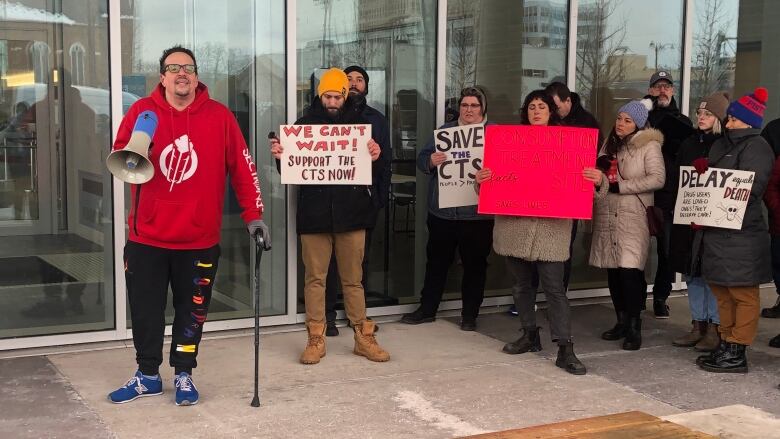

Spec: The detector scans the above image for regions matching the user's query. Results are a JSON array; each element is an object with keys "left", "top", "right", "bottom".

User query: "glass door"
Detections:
[
  {"left": 0, "top": 29, "right": 54, "bottom": 236},
  {"left": 0, "top": 1, "right": 115, "bottom": 340}
]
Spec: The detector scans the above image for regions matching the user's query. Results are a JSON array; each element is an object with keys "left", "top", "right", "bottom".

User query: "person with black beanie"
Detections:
[{"left": 323, "top": 65, "right": 392, "bottom": 336}]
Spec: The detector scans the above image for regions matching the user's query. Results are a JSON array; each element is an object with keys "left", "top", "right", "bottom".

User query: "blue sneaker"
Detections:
[
  {"left": 108, "top": 371, "right": 163, "bottom": 404},
  {"left": 508, "top": 305, "right": 518, "bottom": 316},
  {"left": 174, "top": 372, "right": 199, "bottom": 406}
]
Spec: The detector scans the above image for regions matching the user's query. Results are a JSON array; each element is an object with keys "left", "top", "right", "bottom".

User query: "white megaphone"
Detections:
[{"left": 107, "top": 110, "right": 158, "bottom": 184}]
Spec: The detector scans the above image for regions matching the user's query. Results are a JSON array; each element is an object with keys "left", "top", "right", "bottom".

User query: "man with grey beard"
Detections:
[{"left": 645, "top": 70, "right": 693, "bottom": 319}]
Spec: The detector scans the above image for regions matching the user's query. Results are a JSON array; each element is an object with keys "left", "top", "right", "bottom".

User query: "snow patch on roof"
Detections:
[{"left": 1, "top": 2, "right": 78, "bottom": 25}]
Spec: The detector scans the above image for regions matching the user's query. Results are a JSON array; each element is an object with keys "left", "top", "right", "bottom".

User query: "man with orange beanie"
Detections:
[{"left": 270, "top": 68, "right": 390, "bottom": 364}]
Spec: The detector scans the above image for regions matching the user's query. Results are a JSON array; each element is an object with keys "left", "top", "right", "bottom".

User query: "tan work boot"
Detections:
[
  {"left": 695, "top": 322, "right": 720, "bottom": 352},
  {"left": 300, "top": 322, "right": 326, "bottom": 364},
  {"left": 353, "top": 320, "right": 390, "bottom": 362},
  {"left": 672, "top": 320, "right": 706, "bottom": 347}
]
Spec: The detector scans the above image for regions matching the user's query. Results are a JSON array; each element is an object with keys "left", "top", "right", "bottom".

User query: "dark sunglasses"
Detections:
[{"left": 164, "top": 64, "right": 197, "bottom": 74}]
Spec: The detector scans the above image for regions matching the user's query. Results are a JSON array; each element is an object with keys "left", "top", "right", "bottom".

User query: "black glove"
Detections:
[
  {"left": 247, "top": 219, "right": 271, "bottom": 250},
  {"left": 608, "top": 182, "right": 620, "bottom": 194},
  {"left": 596, "top": 155, "right": 612, "bottom": 173}
]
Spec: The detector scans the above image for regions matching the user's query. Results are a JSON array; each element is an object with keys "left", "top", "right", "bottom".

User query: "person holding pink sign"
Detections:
[
  {"left": 590, "top": 99, "right": 665, "bottom": 351},
  {"left": 476, "top": 90, "right": 598, "bottom": 376}
]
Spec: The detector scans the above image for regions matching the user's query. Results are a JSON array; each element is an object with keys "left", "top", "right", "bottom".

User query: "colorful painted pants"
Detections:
[{"left": 124, "top": 241, "right": 220, "bottom": 375}]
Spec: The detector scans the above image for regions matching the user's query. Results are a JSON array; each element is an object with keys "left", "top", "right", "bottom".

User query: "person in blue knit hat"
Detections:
[
  {"left": 695, "top": 87, "right": 775, "bottom": 374},
  {"left": 590, "top": 98, "right": 666, "bottom": 351}
]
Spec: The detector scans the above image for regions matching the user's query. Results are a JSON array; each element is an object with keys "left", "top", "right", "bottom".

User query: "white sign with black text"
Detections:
[
  {"left": 673, "top": 166, "right": 755, "bottom": 230},
  {"left": 434, "top": 123, "right": 484, "bottom": 208},
  {"left": 279, "top": 124, "right": 372, "bottom": 185}
]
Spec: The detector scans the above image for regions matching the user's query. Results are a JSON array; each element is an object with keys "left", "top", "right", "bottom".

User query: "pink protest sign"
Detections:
[{"left": 478, "top": 125, "right": 598, "bottom": 219}]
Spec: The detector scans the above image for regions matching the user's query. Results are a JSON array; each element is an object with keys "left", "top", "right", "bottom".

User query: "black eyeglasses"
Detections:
[{"left": 164, "top": 64, "right": 197, "bottom": 74}]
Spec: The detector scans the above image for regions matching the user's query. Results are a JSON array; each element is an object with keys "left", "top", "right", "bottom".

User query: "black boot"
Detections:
[
  {"left": 696, "top": 340, "right": 726, "bottom": 366},
  {"left": 502, "top": 327, "right": 542, "bottom": 354},
  {"left": 622, "top": 317, "right": 642, "bottom": 350},
  {"left": 400, "top": 307, "right": 435, "bottom": 325},
  {"left": 601, "top": 311, "right": 628, "bottom": 341},
  {"left": 699, "top": 342, "right": 748, "bottom": 373},
  {"left": 325, "top": 320, "right": 339, "bottom": 337},
  {"left": 555, "top": 342, "right": 587, "bottom": 375}
]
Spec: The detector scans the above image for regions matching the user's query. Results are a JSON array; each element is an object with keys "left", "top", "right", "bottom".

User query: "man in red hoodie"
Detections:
[{"left": 108, "top": 46, "right": 270, "bottom": 406}]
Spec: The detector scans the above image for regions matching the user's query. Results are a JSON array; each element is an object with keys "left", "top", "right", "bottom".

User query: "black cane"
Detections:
[{"left": 250, "top": 234, "right": 267, "bottom": 407}]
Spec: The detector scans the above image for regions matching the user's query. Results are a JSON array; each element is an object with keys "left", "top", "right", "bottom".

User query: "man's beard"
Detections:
[
  {"left": 349, "top": 88, "right": 366, "bottom": 97},
  {"left": 325, "top": 107, "right": 342, "bottom": 119},
  {"left": 657, "top": 96, "right": 671, "bottom": 107}
]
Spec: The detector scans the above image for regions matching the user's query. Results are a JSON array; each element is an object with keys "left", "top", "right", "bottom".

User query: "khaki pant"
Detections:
[
  {"left": 301, "top": 230, "right": 366, "bottom": 325},
  {"left": 708, "top": 284, "right": 760, "bottom": 345}
]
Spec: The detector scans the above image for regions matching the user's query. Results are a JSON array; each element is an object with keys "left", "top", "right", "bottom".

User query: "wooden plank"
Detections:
[
  {"left": 461, "top": 411, "right": 716, "bottom": 439},
  {"left": 565, "top": 420, "right": 716, "bottom": 439},
  {"left": 463, "top": 412, "right": 658, "bottom": 438}
]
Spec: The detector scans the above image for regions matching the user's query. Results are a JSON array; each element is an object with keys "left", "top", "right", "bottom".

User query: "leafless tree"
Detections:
[
  {"left": 196, "top": 42, "right": 228, "bottom": 86},
  {"left": 691, "top": 0, "right": 733, "bottom": 104},
  {"left": 575, "top": 0, "right": 628, "bottom": 108},
  {"left": 446, "top": 0, "right": 478, "bottom": 98}
]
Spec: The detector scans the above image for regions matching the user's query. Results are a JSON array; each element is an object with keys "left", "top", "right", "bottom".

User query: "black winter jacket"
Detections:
[
  {"left": 286, "top": 97, "right": 380, "bottom": 234},
  {"left": 761, "top": 118, "right": 780, "bottom": 157},
  {"left": 647, "top": 96, "right": 693, "bottom": 211},
  {"left": 560, "top": 92, "right": 603, "bottom": 148},
  {"left": 351, "top": 94, "right": 392, "bottom": 208},
  {"left": 699, "top": 129, "right": 774, "bottom": 286},
  {"left": 668, "top": 131, "right": 719, "bottom": 275}
]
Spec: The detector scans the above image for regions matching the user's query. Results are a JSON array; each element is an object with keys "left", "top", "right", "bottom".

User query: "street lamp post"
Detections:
[{"left": 649, "top": 41, "right": 674, "bottom": 70}]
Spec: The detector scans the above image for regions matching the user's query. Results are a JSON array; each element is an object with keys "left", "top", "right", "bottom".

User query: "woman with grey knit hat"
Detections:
[
  {"left": 668, "top": 91, "right": 729, "bottom": 352},
  {"left": 590, "top": 98, "right": 666, "bottom": 351}
]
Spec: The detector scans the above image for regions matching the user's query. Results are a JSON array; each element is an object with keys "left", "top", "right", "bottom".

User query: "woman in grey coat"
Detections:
[
  {"left": 696, "top": 88, "right": 774, "bottom": 374},
  {"left": 590, "top": 99, "right": 665, "bottom": 351},
  {"left": 476, "top": 90, "right": 601, "bottom": 375}
]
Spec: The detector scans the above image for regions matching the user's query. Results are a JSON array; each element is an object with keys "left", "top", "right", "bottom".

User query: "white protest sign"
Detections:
[
  {"left": 673, "top": 166, "right": 755, "bottom": 230},
  {"left": 279, "top": 124, "right": 372, "bottom": 185},
  {"left": 435, "top": 123, "right": 484, "bottom": 208}
]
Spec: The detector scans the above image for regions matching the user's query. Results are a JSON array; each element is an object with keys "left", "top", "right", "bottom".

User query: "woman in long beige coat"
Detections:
[
  {"left": 477, "top": 90, "right": 601, "bottom": 375},
  {"left": 591, "top": 99, "right": 665, "bottom": 351}
]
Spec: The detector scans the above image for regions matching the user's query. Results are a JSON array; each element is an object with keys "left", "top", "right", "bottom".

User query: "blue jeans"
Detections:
[{"left": 685, "top": 275, "right": 719, "bottom": 324}]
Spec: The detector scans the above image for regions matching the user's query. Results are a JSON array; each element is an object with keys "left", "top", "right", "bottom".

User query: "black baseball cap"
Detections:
[{"left": 649, "top": 70, "right": 673, "bottom": 87}]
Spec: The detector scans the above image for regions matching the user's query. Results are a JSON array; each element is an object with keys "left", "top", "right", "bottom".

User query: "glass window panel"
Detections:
[
  {"left": 0, "top": 0, "right": 115, "bottom": 338},
  {"left": 443, "top": 0, "right": 568, "bottom": 298},
  {"left": 447, "top": 0, "right": 568, "bottom": 124},
  {"left": 576, "top": 0, "right": 685, "bottom": 289},
  {"left": 576, "top": 0, "right": 684, "bottom": 124},
  {"left": 689, "top": 0, "right": 739, "bottom": 112},
  {"left": 690, "top": 1, "right": 780, "bottom": 123},
  {"left": 296, "top": 0, "right": 437, "bottom": 311},
  {"left": 120, "top": 0, "right": 286, "bottom": 325}
]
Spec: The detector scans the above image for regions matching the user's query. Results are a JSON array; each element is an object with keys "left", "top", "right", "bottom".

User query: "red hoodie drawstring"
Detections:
[{"left": 167, "top": 108, "right": 176, "bottom": 185}]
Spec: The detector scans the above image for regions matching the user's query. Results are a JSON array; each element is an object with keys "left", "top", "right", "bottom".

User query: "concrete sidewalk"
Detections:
[{"left": 1, "top": 292, "right": 779, "bottom": 439}]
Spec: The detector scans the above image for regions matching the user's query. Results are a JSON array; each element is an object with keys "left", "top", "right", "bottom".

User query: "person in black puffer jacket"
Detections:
[
  {"left": 270, "top": 68, "right": 389, "bottom": 365},
  {"left": 695, "top": 87, "right": 774, "bottom": 374},
  {"left": 669, "top": 92, "right": 728, "bottom": 352}
]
